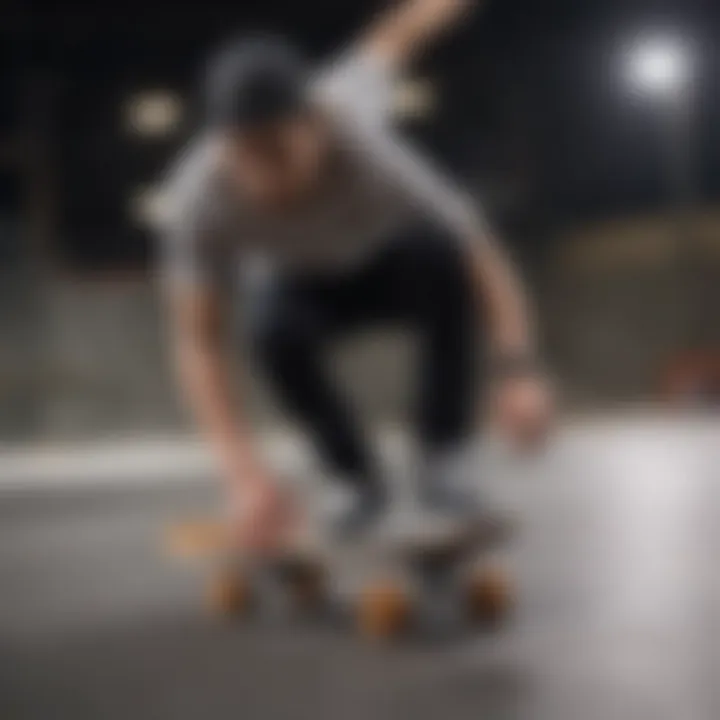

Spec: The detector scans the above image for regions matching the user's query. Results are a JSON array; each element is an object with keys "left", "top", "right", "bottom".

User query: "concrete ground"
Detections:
[{"left": 0, "top": 416, "right": 717, "bottom": 720}]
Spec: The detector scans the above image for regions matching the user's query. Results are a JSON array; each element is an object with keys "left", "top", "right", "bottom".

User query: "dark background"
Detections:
[{"left": 3, "top": 0, "right": 719, "bottom": 271}]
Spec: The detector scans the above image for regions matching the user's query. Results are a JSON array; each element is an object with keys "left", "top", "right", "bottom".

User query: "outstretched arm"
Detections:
[
  {"left": 360, "top": 0, "right": 480, "bottom": 69},
  {"left": 372, "top": 134, "right": 553, "bottom": 445},
  {"left": 158, "top": 162, "right": 290, "bottom": 547},
  {"left": 166, "top": 283, "right": 290, "bottom": 548}
]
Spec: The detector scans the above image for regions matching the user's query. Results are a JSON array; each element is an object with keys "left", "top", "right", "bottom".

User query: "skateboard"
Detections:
[{"left": 165, "top": 514, "right": 514, "bottom": 642}]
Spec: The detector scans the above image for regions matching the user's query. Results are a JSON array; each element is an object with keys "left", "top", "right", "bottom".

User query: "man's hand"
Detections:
[
  {"left": 466, "top": 228, "right": 551, "bottom": 449},
  {"left": 492, "top": 373, "right": 554, "bottom": 450},
  {"left": 226, "top": 467, "right": 295, "bottom": 554},
  {"left": 167, "top": 285, "right": 295, "bottom": 554}
]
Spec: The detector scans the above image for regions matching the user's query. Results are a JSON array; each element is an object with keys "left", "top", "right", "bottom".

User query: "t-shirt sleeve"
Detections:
[
  {"left": 313, "top": 50, "right": 396, "bottom": 127},
  {"left": 157, "top": 181, "right": 228, "bottom": 294},
  {"left": 375, "top": 132, "right": 491, "bottom": 245}
]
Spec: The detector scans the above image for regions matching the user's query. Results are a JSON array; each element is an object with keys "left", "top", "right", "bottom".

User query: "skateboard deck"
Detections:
[{"left": 164, "top": 513, "right": 514, "bottom": 641}]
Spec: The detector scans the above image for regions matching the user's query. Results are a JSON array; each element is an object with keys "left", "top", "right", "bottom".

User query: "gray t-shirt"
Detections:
[{"left": 160, "top": 51, "right": 486, "bottom": 291}]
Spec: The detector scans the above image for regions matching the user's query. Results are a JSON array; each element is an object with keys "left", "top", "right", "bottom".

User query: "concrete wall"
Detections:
[
  {"left": 0, "top": 270, "right": 417, "bottom": 442},
  {"left": 546, "top": 211, "right": 720, "bottom": 404},
  {"left": 0, "top": 272, "right": 176, "bottom": 442}
]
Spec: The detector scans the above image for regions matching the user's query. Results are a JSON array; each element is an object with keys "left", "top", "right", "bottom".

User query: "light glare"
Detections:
[{"left": 626, "top": 37, "right": 692, "bottom": 97}]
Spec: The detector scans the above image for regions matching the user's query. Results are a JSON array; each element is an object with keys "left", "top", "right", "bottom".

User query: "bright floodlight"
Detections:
[{"left": 626, "top": 38, "right": 691, "bottom": 97}]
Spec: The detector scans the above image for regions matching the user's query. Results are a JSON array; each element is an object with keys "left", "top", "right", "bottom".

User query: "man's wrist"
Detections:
[
  {"left": 214, "top": 432, "right": 262, "bottom": 484},
  {"left": 489, "top": 350, "right": 541, "bottom": 380}
]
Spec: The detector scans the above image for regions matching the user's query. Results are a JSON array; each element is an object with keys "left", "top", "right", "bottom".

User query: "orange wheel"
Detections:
[
  {"left": 206, "top": 569, "right": 253, "bottom": 617},
  {"left": 358, "top": 582, "right": 411, "bottom": 641},
  {"left": 465, "top": 564, "right": 513, "bottom": 624}
]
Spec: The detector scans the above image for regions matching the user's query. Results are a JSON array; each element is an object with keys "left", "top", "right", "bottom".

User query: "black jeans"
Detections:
[{"left": 247, "top": 226, "right": 480, "bottom": 491}]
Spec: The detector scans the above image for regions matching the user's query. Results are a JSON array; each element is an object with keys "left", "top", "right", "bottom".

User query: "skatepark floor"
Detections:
[{"left": 1, "top": 416, "right": 717, "bottom": 720}]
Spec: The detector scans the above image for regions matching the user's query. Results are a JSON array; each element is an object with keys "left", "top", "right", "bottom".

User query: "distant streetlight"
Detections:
[
  {"left": 626, "top": 38, "right": 691, "bottom": 98},
  {"left": 125, "top": 91, "right": 183, "bottom": 139},
  {"left": 623, "top": 35, "right": 695, "bottom": 205}
]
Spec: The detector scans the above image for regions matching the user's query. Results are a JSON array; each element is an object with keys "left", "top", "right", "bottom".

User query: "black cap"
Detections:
[{"left": 204, "top": 34, "right": 309, "bottom": 129}]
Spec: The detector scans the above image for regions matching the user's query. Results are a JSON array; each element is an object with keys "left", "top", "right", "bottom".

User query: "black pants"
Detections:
[{"left": 247, "top": 227, "right": 479, "bottom": 491}]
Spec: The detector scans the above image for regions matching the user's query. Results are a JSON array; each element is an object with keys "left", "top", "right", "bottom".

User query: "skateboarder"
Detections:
[{"left": 159, "top": 0, "right": 552, "bottom": 550}]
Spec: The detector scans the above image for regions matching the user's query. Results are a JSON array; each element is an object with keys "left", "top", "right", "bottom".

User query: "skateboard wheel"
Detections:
[
  {"left": 207, "top": 570, "right": 253, "bottom": 617},
  {"left": 465, "top": 565, "right": 512, "bottom": 624},
  {"left": 358, "top": 582, "right": 411, "bottom": 641}
]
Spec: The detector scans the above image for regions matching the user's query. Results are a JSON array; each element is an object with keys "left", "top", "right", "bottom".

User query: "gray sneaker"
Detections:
[
  {"left": 417, "top": 448, "right": 515, "bottom": 545},
  {"left": 418, "top": 449, "right": 485, "bottom": 519}
]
